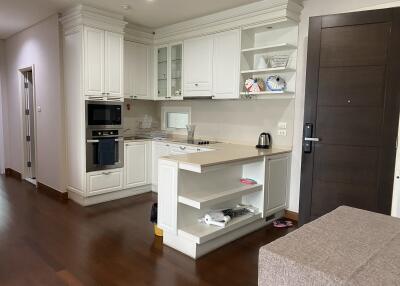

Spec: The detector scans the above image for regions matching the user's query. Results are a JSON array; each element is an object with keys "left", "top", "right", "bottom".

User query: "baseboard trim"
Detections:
[
  {"left": 284, "top": 210, "right": 299, "bottom": 221},
  {"left": 5, "top": 168, "right": 22, "bottom": 180},
  {"left": 37, "top": 182, "right": 68, "bottom": 203},
  {"left": 68, "top": 185, "right": 152, "bottom": 206}
]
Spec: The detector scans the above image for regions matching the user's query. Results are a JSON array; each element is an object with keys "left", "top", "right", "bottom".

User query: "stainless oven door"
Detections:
[{"left": 86, "top": 137, "right": 124, "bottom": 172}]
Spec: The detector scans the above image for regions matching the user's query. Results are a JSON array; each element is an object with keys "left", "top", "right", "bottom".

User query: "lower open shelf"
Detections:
[
  {"left": 178, "top": 212, "right": 262, "bottom": 244},
  {"left": 178, "top": 183, "right": 263, "bottom": 209}
]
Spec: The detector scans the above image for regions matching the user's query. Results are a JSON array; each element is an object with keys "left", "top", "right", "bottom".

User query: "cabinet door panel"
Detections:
[
  {"left": 265, "top": 155, "right": 289, "bottom": 215},
  {"left": 105, "top": 32, "right": 123, "bottom": 97},
  {"left": 124, "top": 142, "right": 147, "bottom": 188},
  {"left": 213, "top": 30, "right": 240, "bottom": 99},
  {"left": 124, "top": 41, "right": 134, "bottom": 97},
  {"left": 84, "top": 27, "right": 104, "bottom": 96},
  {"left": 152, "top": 143, "right": 170, "bottom": 187},
  {"left": 183, "top": 36, "right": 213, "bottom": 96},
  {"left": 133, "top": 43, "right": 150, "bottom": 99},
  {"left": 87, "top": 169, "right": 123, "bottom": 196}
]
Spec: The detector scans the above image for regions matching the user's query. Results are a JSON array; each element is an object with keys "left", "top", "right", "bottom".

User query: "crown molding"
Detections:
[
  {"left": 60, "top": 5, "right": 127, "bottom": 35},
  {"left": 124, "top": 23, "right": 154, "bottom": 45},
  {"left": 152, "top": 0, "right": 303, "bottom": 44},
  {"left": 60, "top": 1, "right": 302, "bottom": 45}
]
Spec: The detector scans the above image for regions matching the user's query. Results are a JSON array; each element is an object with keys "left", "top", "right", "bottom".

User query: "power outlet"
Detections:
[
  {"left": 278, "top": 122, "right": 287, "bottom": 129},
  {"left": 278, "top": 129, "right": 287, "bottom": 136}
]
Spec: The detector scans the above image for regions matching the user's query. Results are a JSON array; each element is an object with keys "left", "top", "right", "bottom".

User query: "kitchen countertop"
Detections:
[
  {"left": 123, "top": 135, "right": 291, "bottom": 170},
  {"left": 163, "top": 142, "right": 291, "bottom": 170}
]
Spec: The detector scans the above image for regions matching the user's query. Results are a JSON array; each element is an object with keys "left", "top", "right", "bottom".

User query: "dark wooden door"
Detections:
[{"left": 300, "top": 9, "right": 400, "bottom": 225}]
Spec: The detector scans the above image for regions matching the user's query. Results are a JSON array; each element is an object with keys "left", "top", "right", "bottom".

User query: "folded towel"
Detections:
[{"left": 98, "top": 138, "right": 116, "bottom": 165}]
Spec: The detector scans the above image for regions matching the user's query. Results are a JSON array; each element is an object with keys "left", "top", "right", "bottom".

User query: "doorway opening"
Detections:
[{"left": 20, "top": 67, "right": 37, "bottom": 186}]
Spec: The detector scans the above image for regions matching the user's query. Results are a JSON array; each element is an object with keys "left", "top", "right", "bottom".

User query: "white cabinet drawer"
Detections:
[{"left": 87, "top": 169, "right": 123, "bottom": 196}]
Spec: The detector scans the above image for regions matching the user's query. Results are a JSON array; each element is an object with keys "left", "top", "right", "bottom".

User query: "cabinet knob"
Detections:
[{"left": 179, "top": 146, "right": 186, "bottom": 150}]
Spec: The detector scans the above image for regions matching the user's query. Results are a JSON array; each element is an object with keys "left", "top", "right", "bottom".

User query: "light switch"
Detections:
[
  {"left": 278, "top": 122, "right": 287, "bottom": 129},
  {"left": 37, "top": 106, "right": 42, "bottom": 112}
]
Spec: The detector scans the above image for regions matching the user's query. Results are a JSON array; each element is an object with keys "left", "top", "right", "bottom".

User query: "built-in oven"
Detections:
[
  {"left": 86, "top": 101, "right": 123, "bottom": 129},
  {"left": 86, "top": 129, "right": 124, "bottom": 172}
]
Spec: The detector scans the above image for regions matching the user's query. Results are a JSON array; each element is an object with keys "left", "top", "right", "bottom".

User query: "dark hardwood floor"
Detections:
[{"left": 0, "top": 175, "right": 295, "bottom": 286}]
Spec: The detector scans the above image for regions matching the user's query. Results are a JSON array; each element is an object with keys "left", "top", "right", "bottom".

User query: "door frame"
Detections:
[
  {"left": 18, "top": 65, "right": 38, "bottom": 184},
  {"left": 299, "top": 9, "right": 400, "bottom": 225}
]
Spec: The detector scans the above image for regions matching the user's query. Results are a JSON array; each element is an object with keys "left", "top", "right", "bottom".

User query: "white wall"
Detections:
[
  {"left": 0, "top": 40, "right": 6, "bottom": 174},
  {"left": 289, "top": 0, "right": 400, "bottom": 212},
  {"left": 160, "top": 99, "right": 295, "bottom": 147},
  {"left": 4, "top": 14, "right": 65, "bottom": 192}
]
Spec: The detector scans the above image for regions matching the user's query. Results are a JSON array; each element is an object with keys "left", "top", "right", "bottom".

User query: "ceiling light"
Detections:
[{"left": 121, "top": 4, "right": 131, "bottom": 10}]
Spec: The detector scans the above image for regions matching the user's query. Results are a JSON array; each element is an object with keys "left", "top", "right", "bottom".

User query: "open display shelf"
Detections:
[
  {"left": 178, "top": 212, "right": 262, "bottom": 244},
  {"left": 241, "top": 43, "right": 297, "bottom": 56},
  {"left": 178, "top": 183, "right": 263, "bottom": 209},
  {"left": 240, "top": 67, "right": 295, "bottom": 75},
  {"left": 240, "top": 91, "right": 295, "bottom": 99}
]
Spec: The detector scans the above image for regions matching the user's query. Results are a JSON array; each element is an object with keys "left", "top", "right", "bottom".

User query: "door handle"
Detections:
[
  {"left": 303, "top": 123, "right": 319, "bottom": 153},
  {"left": 304, "top": 137, "right": 320, "bottom": 142},
  {"left": 87, "top": 139, "right": 100, "bottom": 143}
]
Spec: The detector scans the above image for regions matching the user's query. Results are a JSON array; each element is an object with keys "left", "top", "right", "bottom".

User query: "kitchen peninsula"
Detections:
[{"left": 157, "top": 142, "right": 291, "bottom": 258}]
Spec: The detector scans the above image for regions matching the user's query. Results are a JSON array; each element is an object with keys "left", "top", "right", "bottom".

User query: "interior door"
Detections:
[{"left": 300, "top": 9, "right": 400, "bottom": 224}]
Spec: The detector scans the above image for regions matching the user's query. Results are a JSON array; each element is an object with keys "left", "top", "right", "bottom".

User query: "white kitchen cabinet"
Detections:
[
  {"left": 124, "top": 141, "right": 151, "bottom": 188},
  {"left": 105, "top": 31, "right": 124, "bottom": 98},
  {"left": 155, "top": 43, "right": 183, "bottom": 100},
  {"left": 183, "top": 30, "right": 240, "bottom": 99},
  {"left": 86, "top": 169, "right": 123, "bottom": 196},
  {"left": 183, "top": 36, "right": 213, "bottom": 97},
  {"left": 84, "top": 26, "right": 124, "bottom": 99},
  {"left": 152, "top": 142, "right": 171, "bottom": 187},
  {"left": 264, "top": 154, "right": 290, "bottom": 216},
  {"left": 212, "top": 30, "right": 240, "bottom": 99},
  {"left": 152, "top": 142, "right": 213, "bottom": 189},
  {"left": 84, "top": 27, "right": 104, "bottom": 96},
  {"left": 124, "top": 41, "right": 150, "bottom": 100}
]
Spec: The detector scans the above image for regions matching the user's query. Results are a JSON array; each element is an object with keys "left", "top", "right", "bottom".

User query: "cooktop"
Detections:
[{"left": 183, "top": 139, "right": 218, "bottom": 145}]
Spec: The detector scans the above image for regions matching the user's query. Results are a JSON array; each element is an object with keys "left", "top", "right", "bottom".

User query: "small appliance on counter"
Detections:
[{"left": 256, "top": 132, "right": 271, "bottom": 149}]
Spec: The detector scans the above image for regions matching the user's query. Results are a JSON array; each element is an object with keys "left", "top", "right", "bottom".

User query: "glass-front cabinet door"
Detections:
[
  {"left": 155, "top": 43, "right": 183, "bottom": 100},
  {"left": 157, "top": 46, "right": 168, "bottom": 99},
  {"left": 170, "top": 43, "right": 182, "bottom": 98}
]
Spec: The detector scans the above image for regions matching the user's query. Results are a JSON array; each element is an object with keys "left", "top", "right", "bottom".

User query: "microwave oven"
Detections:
[{"left": 86, "top": 101, "right": 123, "bottom": 129}]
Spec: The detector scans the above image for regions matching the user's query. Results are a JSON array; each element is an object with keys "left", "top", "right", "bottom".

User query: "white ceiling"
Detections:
[{"left": 0, "top": 0, "right": 262, "bottom": 39}]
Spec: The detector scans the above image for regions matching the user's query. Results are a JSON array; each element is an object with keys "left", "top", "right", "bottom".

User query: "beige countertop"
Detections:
[
  {"left": 163, "top": 142, "right": 291, "bottom": 169},
  {"left": 124, "top": 135, "right": 291, "bottom": 170}
]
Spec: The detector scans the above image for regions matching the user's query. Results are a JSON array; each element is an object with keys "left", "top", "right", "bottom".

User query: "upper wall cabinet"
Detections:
[
  {"left": 155, "top": 43, "right": 183, "bottom": 100},
  {"left": 183, "top": 30, "right": 240, "bottom": 99},
  {"left": 183, "top": 36, "right": 213, "bottom": 98},
  {"left": 84, "top": 27, "right": 124, "bottom": 100},
  {"left": 212, "top": 30, "right": 240, "bottom": 99},
  {"left": 124, "top": 41, "right": 151, "bottom": 100}
]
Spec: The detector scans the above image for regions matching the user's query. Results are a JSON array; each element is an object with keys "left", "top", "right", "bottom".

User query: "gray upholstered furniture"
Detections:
[{"left": 259, "top": 206, "right": 400, "bottom": 285}]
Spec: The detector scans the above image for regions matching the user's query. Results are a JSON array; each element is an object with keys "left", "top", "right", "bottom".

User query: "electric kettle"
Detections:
[{"left": 256, "top": 132, "right": 271, "bottom": 149}]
